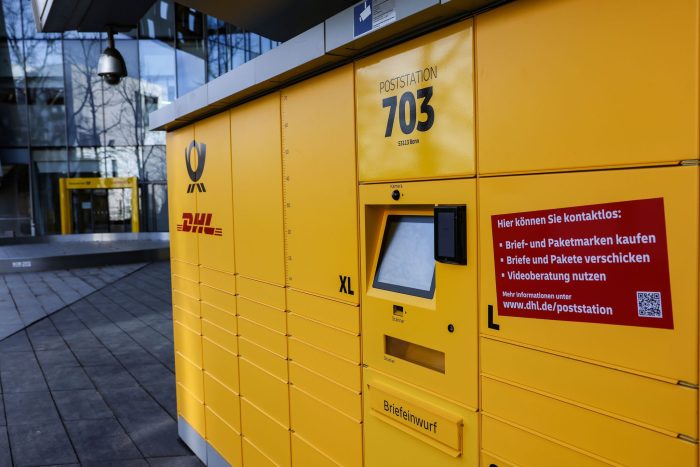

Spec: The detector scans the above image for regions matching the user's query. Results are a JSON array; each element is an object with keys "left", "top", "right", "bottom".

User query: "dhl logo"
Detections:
[{"left": 177, "top": 213, "right": 223, "bottom": 236}]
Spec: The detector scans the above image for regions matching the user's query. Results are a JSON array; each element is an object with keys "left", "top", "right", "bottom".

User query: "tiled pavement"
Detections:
[
  {"left": 0, "top": 261, "right": 203, "bottom": 466},
  {"left": 0, "top": 264, "right": 147, "bottom": 341}
]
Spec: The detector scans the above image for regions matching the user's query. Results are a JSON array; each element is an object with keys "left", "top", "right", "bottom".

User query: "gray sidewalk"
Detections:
[
  {"left": 0, "top": 261, "right": 202, "bottom": 466},
  {"left": 0, "top": 263, "right": 146, "bottom": 341}
]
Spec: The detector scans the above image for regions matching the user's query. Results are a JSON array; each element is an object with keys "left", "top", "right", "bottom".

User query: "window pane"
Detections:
[
  {"left": 0, "top": 40, "right": 28, "bottom": 146},
  {"left": 207, "top": 37, "right": 230, "bottom": 81},
  {"left": 175, "top": 4, "right": 203, "bottom": 47},
  {"left": 206, "top": 16, "right": 229, "bottom": 80},
  {"left": 248, "top": 33, "right": 261, "bottom": 60},
  {"left": 63, "top": 39, "right": 104, "bottom": 146},
  {"left": 176, "top": 48, "right": 204, "bottom": 96},
  {"left": 103, "top": 40, "right": 141, "bottom": 146},
  {"left": 230, "top": 30, "right": 246, "bottom": 69},
  {"left": 175, "top": 4, "right": 204, "bottom": 96},
  {"left": 21, "top": 0, "right": 60, "bottom": 39},
  {"left": 139, "top": 39, "right": 174, "bottom": 144},
  {"left": 68, "top": 146, "right": 100, "bottom": 177},
  {"left": 142, "top": 182, "right": 168, "bottom": 232},
  {"left": 141, "top": 145, "right": 165, "bottom": 181},
  {"left": 25, "top": 39, "right": 66, "bottom": 146},
  {"left": 1, "top": 0, "right": 22, "bottom": 39},
  {"left": 32, "top": 148, "right": 67, "bottom": 234},
  {"left": 70, "top": 146, "right": 138, "bottom": 179},
  {"left": 139, "top": 0, "right": 174, "bottom": 41},
  {"left": 0, "top": 152, "right": 30, "bottom": 236},
  {"left": 104, "top": 146, "right": 139, "bottom": 178}
]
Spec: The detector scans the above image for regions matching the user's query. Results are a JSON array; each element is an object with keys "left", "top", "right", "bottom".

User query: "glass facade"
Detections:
[{"left": 0, "top": 0, "right": 278, "bottom": 236}]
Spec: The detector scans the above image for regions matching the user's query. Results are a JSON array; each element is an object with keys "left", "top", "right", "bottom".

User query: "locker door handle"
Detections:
[{"left": 487, "top": 304, "right": 500, "bottom": 330}]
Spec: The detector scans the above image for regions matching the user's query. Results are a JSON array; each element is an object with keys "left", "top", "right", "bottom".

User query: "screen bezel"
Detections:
[{"left": 372, "top": 214, "right": 436, "bottom": 299}]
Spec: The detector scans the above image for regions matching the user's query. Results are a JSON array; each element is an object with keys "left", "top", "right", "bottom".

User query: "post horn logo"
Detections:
[{"left": 185, "top": 140, "right": 206, "bottom": 193}]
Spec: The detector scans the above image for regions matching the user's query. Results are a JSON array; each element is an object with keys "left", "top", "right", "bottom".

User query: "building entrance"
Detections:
[
  {"left": 71, "top": 188, "right": 134, "bottom": 233},
  {"left": 59, "top": 177, "right": 140, "bottom": 234}
]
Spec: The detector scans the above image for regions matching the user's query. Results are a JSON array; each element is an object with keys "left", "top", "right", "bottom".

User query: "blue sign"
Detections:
[{"left": 353, "top": 1, "right": 372, "bottom": 38}]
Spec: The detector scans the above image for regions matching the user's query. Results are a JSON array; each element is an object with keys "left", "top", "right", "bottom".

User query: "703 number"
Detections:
[{"left": 382, "top": 86, "right": 434, "bottom": 137}]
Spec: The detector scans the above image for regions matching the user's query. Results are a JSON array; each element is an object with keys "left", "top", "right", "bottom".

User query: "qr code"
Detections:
[{"left": 637, "top": 291, "right": 662, "bottom": 318}]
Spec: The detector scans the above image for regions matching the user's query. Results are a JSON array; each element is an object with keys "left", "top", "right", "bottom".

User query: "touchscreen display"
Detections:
[{"left": 373, "top": 215, "right": 435, "bottom": 298}]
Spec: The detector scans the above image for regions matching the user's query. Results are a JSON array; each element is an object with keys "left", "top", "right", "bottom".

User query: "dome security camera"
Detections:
[{"left": 98, "top": 30, "right": 127, "bottom": 85}]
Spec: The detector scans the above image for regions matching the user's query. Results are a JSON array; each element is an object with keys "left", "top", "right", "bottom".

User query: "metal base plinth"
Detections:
[{"left": 178, "top": 417, "right": 233, "bottom": 467}]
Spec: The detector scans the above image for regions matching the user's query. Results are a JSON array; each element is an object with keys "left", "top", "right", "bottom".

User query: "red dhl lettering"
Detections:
[{"left": 176, "top": 212, "right": 223, "bottom": 236}]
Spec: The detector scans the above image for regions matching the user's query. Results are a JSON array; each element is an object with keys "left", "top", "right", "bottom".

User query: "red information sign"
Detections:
[{"left": 491, "top": 198, "right": 673, "bottom": 329}]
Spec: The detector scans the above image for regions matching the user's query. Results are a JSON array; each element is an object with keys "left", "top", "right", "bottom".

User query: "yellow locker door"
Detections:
[
  {"left": 194, "top": 112, "right": 235, "bottom": 276},
  {"left": 479, "top": 166, "right": 699, "bottom": 385},
  {"left": 281, "top": 64, "right": 359, "bottom": 304},
  {"left": 481, "top": 377, "right": 696, "bottom": 466},
  {"left": 363, "top": 368, "right": 479, "bottom": 467},
  {"left": 167, "top": 124, "right": 198, "bottom": 266},
  {"left": 476, "top": 0, "right": 699, "bottom": 175},
  {"left": 231, "top": 93, "right": 285, "bottom": 286},
  {"left": 356, "top": 20, "right": 475, "bottom": 183}
]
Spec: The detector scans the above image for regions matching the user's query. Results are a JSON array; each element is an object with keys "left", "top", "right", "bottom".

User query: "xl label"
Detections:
[{"left": 491, "top": 198, "right": 673, "bottom": 329}]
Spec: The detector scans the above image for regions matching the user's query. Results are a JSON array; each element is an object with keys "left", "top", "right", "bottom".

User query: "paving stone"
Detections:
[
  {"left": 0, "top": 351, "right": 38, "bottom": 372},
  {"left": 8, "top": 421, "right": 77, "bottom": 466},
  {"left": 66, "top": 418, "right": 142, "bottom": 463},
  {"left": 0, "top": 319, "right": 23, "bottom": 338},
  {"left": 118, "top": 411, "right": 190, "bottom": 458},
  {"left": 44, "top": 365, "right": 94, "bottom": 391},
  {"left": 53, "top": 389, "right": 114, "bottom": 421},
  {"left": 127, "top": 363, "right": 174, "bottom": 388},
  {"left": 50, "top": 316, "right": 88, "bottom": 334},
  {"left": 114, "top": 348, "right": 162, "bottom": 368},
  {"left": 72, "top": 346, "right": 119, "bottom": 366},
  {"left": 100, "top": 386, "right": 166, "bottom": 420},
  {"left": 100, "top": 335, "right": 141, "bottom": 352},
  {"left": 84, "top": 364, "right": 140, "bottom": 390},
  {"left": 36, "top": 349, "right": 79, "bottom": 368},
  {"left": 61, "top": 330, "right": 104, "bottom": 350},
  {"left": 0, "top": 332, "right": 31, "bottom": 352},
  {"left": 25, "top": 334, "right": 68, "bottom": 351},
  {"left": 0, "top": 367, "right": 48, "bottom": 393},
  {"left": 4, "top": 391, "right": 60, "bottom": 426},
  {"left": 0, "top": 427, "right": 11, "bottom": 467},
  {"left": 142, "top": 381, "right": 178, "bottom": 419},
  {"left": 25, "top": 318, "right": 58, "bottom": 337},
  {"left": 17, "top": 308, "right": 47, "bottom": 326}
]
